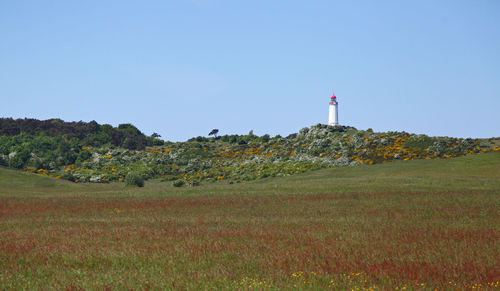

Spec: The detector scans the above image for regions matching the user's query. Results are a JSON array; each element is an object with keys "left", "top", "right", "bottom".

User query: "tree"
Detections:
[
  {"left": 208, "top": 129, "right": 219, "bottom": 138},
  {"left": 118, "top": 123, "right": 142, "bottom": 136},
  {"left": 122, "top": 138, "right": 138, "bottom": 150}
]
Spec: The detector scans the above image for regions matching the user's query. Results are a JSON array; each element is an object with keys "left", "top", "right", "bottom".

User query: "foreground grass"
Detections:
[{"left": 0, "top": 153, "right": 499, "bottom": 290}]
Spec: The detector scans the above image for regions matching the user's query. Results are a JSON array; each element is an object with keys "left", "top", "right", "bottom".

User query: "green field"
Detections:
[{"left": 1, "top": 153, "right": 499, "bottom": 290}]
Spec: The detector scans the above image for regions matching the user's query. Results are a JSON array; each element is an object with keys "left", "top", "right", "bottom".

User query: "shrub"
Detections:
[
  {"left": 122, "top": 138, "right": 138, "bottom": 150},
  {"left": 404, "top": 135, "right": 434, "bottom": 150},
  {"left": 152, "top": 139, "right": 164, "bottom": 146},
  {"left": 125, "top": 173, "right": 144, "bottom": 187},
  {"left": 172, "top": 179, "right": 185, "bottom": 187},
  {"left": 77, "top": 150, "right": 92, "bottom": 162},
  {"left": 61, "top": 172, "right": 77, "bottom": 182},
  {"left": 8, "top": 149, "right": 31, "bottom": 169},
  {"left": 118, "top": 123, "right": 142, "bottom": 136},
  {"left": 88, "top": 132, "right": 112, "bottom": 146},
  {"left": 194, "top": 136, "right": 209, "bottom": 142}
]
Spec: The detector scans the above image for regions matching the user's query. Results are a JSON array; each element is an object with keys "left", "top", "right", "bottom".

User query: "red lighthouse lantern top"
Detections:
[{"left": 330, "top": 93, "right": 337, "bottom": 105}]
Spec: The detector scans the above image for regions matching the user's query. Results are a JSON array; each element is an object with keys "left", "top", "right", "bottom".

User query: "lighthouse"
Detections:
[{"left": 328, "top": 93, "right": 339, "bottom": 126}]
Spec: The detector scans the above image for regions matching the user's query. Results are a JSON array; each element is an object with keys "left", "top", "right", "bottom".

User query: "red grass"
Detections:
[{"left": 1, "top": 190, "right": 499, "bottom": 289}]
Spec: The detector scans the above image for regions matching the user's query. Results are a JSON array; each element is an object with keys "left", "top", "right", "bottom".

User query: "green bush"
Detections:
[
  {"left": 122, "top": 138, "right": 138, "bottom": 150},
  {"left": 8, "top": 149, "right": 31, "bottom": 169},
  {"left": 404, "top": 135, "right": 434, "bottom": 150},
  {"left": 118, "top": 123, "right": 142, "bottom": 136},
  {"left": 125, "top": 173, "right": 144, "bottom": 187},
  {"left": 152, "top": 139, "right": 164, "bottom": 146},
  {"left": 172, "top": 179, "right": 185, "bottom": 187},
  {"left": 76, "top": 150, "right": 92, "bottom": 162},
  {"left": 61, "top": 172, "right": 77, "bottom": 182},
  {"left": 88, "top": 132, "right": 112, "bottom": 146}
]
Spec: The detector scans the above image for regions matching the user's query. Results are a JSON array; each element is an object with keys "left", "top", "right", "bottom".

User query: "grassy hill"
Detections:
[
  {"left": 1, "top": 119, "right": 499, "bottom": 185},
  {"left": 0, "top": 153, "right": 498, "bottom": 289},
  {"left": 2, "top": 152, "right": 499, "bottom": 196}
]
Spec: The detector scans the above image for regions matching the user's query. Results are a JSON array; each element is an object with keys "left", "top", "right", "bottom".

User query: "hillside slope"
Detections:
[
  {"left": 1, "top": 118, "right": 499, "bottom": 185},
  {"left": 1, "top": 152, "right": 499, "bottom": 197}
]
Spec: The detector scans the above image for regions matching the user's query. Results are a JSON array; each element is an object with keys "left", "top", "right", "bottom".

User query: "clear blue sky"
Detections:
[{"left": 1, "top": 0, "right": 499, "bottom": 141}]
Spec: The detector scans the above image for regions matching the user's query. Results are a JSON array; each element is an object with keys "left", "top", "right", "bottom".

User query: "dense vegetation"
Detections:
[
  {"left": 0, "top": 118, "right": 161, "bottom": 151},
  {"left": 0, "top": 118, "right": 163, "bottom": 171},
  {"left": 0, "top": 118, "right": 499, "bottom": 185}
]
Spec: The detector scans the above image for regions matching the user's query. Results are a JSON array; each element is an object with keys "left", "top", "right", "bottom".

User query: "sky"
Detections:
[{"left": 1, "top": 0, "right": 499, "bottom": 141}]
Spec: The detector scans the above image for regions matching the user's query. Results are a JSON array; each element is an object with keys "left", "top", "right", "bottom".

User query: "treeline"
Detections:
[
  {"left": 0, "top": 118, "right": 163, "bottom": 150},
  {"left": 188, "top": 130, "right": 278, "bottom": 145},
  {"left": 0, "top": 118, "right": 164, "bottom": 169},
  {"left": 187, "top": 126, "right": 352, "bottom": 145}
]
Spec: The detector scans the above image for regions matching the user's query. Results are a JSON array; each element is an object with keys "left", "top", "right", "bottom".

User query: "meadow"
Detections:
[{"left": 0, "top": 153, "right": 499, "bottom": 290}]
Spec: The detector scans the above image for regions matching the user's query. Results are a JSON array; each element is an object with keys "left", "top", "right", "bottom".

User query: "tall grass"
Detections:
[{"left": 0, "top": 153, "right": 499, "bottom": 289}]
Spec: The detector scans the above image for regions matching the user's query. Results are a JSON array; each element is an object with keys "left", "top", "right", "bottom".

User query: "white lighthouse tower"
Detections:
[{"left": 328, "top": 93, "right": 339, "bottom": 126}]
